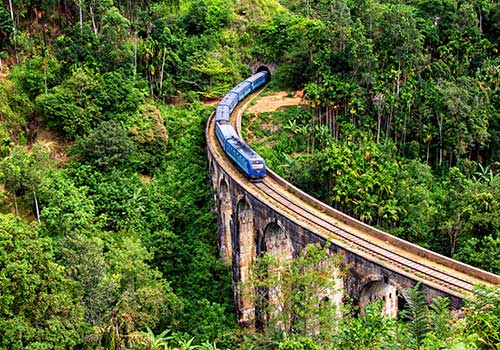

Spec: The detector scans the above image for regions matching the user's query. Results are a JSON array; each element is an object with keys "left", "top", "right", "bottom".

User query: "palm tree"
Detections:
[
  {"left": 474, "top": 162, "right": 500, "bottom": 183},
  {"left": 138, "top": 327, "right": 173, "bottom": 350}
]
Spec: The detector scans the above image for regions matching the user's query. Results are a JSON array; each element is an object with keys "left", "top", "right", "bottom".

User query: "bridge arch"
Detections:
[
  {"left": 262, "top": 220, "right": 293, "bottom": 262},
  {"left": 359, "top": 275, "right": 399, "bottom": 317},
  {"left": 218, "top": 178, "right": 232, "bottom": 263}
]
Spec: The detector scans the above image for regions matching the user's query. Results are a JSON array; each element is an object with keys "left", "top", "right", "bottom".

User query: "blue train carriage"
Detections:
[
  {"left": 219, "top": 91, "right": 239, "bottom": 114},
  {"left": 225, "top": 137, "right": 267, "bottom": 181},
  {"left": 231, "top": 81, "right": 252, "bottom": 101},
  {"left": 215, "top": 121, "right": 238, "bottom": 150},
  {"left": 245, "top": 71, "right": 270, "bottom": 90},
  {"left": 215, "top": 104, "right": 231, "bottom": 123}
]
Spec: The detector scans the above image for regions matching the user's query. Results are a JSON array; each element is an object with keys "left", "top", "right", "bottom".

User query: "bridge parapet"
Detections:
[{"left": 206, "top": 91, "right": 500, "bottom": 326}]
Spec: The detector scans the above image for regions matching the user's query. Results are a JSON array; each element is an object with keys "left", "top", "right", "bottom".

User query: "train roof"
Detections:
[
  {"left": 227, "top": 137, "right": 262, "bottom": 160},
  {"left": 231, "top": 81, "right": 251, "bottom": 94},
  {"left": 216, "top": 104, "right": 230, "bottom": 112},
  {"left": 216, "top": 122, "right": 238, "bottom": 139},
  {"left": 245, "top": 71, "right": 268, "bottom": 83},
  {"left": 220, "top": 91, "right": 237, "bottom": 104},
  {"left": 215, "top": 104, "right": 230, "bottom": 120}
]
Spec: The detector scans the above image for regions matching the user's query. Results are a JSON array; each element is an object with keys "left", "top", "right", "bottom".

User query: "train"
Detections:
[{"left": 214, "top": 69, "right": 270, "bottom": 181}]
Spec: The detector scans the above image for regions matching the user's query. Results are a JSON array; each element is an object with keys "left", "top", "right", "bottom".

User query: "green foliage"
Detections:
[
  {"left": 35, "top": 85, "right": 86, "bottom": 135},
  {"left": 36, "top": 67, "right": 145, "bottom": 138},
  {"left": 66, "top": 167, "right": 146, "bottom": 231},
  {"left": 0, "top": 4, "right": 13, "bottom": 52},
  {"left": 98, "top": 70, "right": 145, "bottom": 121},
  {"left": 0, "top": 143, "right": 51, "bottom": 218},
  {"left": 391, "top": 160, "right": 438, "bottom": 246},
  {"left": 38, "top": 170, "right": 97, "bottom": 237},
  {"left": 399, "top": 285, "right": 431, "bottom": 349},
  {"left": 278, "top": 336, "right": 320, "bottom": 350},
  {"left": 60, "top": 233, "right": 116, "bottom": 326},
  {"left": 0, "top": 79, "right": 30, "bottom": 155},
  {"left": 54, "top": 25, "right": 100, "bottom": 70},
  {"left": 70, "top": 120, "right": 137, "bottom": 171},
  {"left": 251, "top": 244, "right": 344, "bottom": 343},
  {"left": 98, "top": 7, "right": 134, "bottom": 73},
  {"left": 129, "top": 103, "right": 169, "bottom": 171},
  {"left": 184, "top": 0, "right": 210, "bottom": 35},
  {"left": 103, "top": 233, "right": 182, "bottom": 330},
  {"left": 0, "top": 214, "right": 88, "bottom": 349},
  {"left": 463, "top": 286, "right": 500, "bottom": 349},
  {"left": 183, "top": 0, "right": 233, "bottom": 35},
  {"left": 256, "top": 14, "right": 327, "bottom": 87},
  {"left": 145, "top": 103, "right": 235, "bottom": 338},
  {"left": 10, "top": 53, "right": 61, "bottom": 99},
  {"left": 334, "top": 301, "right": 397, "bottom": 350}
]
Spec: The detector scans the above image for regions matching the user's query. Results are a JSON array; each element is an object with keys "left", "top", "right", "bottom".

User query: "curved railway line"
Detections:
[
  {"left": 207, "top": 85, "right": 500, "bottom": 301},
  {"left": 254, "top": 179, "right": 474, "bottom": 294}
]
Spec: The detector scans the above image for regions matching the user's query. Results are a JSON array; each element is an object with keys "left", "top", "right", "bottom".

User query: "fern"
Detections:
[
  {"left": 399, "top": 284, "right": 430, "bottom": 349},
  {"left": 428, "top": 297, "right": 451, "bottom": 341}
]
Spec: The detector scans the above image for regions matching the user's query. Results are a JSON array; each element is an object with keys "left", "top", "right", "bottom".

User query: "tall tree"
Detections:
[{"left": 0, "top": 214, "right": 87, "bottom": 349}]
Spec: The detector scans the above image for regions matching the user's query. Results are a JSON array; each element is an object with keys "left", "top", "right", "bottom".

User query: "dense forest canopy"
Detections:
[
  {"left": 244, "top": 0, "right": 500, "bottom": 273},
  {"left": 0, "top": 0, "right": 499, "bottom": 349}
]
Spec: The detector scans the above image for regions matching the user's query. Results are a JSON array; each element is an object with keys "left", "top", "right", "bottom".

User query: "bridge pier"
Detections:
[
  {"left": 218, "top": 178, "right": 233, "bottom": 264},
  {"left": 234, "top": 197, "right": 256, "bottom": 327},
  {"left": 213, "top": 172, "right": 406, "bottom": 326}
]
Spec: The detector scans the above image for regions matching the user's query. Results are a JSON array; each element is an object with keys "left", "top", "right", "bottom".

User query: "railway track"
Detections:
[
  {"left": 254, "top": 179, "right": 474, "bottom": 294},
  {"left": 207, "top": 87, "right": 500, "bottom": 300}
]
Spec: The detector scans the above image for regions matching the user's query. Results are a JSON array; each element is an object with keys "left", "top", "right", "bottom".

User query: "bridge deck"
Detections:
[{"left": 207, "top": 90, "right": 500, "bottom": 300}]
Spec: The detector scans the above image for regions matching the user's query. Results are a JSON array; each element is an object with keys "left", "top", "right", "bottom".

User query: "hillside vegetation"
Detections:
[
  {"left": 0, "top": 0, "right": 499, "bottom": 349},
  {"left": 244, "top": 0, "right": 500, "bottom": 274}
]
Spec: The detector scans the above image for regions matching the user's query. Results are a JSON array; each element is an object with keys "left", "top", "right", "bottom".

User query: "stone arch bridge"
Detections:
[{"left": 206, "top": 82, "right": 500, "bottom": 327}]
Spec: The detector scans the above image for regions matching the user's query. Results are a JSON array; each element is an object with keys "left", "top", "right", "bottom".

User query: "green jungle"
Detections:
[{"left": 0, "top": 0, "right": 499, "bottom": 349}]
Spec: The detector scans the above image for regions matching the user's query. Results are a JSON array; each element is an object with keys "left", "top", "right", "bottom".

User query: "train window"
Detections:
[{"left": 252, "top": 160, "right": 264, "bottom": 170}]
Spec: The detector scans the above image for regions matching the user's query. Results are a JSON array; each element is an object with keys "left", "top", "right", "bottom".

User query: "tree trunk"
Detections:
[
  {"left": 133, "top": 31, "right": 137, "bottom": 78},
  {"left": 402, "top": 103, "right": 410, "bottom": 147},
  {"left": 479, "top": 8, "right": 483, "bottom": 33},
  {"left": 13, "top": 191, "right": 18, "bottom": 216},
  {"left": 334, "top": 109, "right": 337, "bottom": 142},
  {"left": 149, "top": 68, "right": 154, "bottom": 97},
  {"left": 79, "top": 0, "right": 83, "bottom": 30},
  {"left": 448, "top": 213, "right": 461, "bottom": 258},
  {"left": 397, "top": 59, "right": 401, "bottom": 95},
  {"left": 89, "top": 3, "right": 97, "bottom": 36},
  {"left": 436, "top": 113, "right": 443, "bottom": 166},
  {"left": 386, "top": 111, "right": 392, "bottom": 141},
  {"left": 8, "top": 0, "right": 14, "bottom": 23},
  {"left": 426, "top": 141, "right": 430, "bottom": 165},
  {"left": 376, "top": 114, "right": 381, "bottom": 143},
  {"left": 159, "top": 47, "right": 167, "bottom": 97},
  {"left": 33, "top": 191, "right": 41, "bottom": 224},
  {"left": 8, "top": 0, "right": 18, "bottom": 63}
]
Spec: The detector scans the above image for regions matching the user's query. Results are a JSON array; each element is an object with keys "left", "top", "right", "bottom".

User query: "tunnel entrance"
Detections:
[{"left": 256, "top": 65, "right": 272, "bottom": 80}]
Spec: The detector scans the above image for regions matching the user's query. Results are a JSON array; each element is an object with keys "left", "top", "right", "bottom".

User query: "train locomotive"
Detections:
[{"left": 215, "top": 70, "right": 270, "bottom": 181}]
